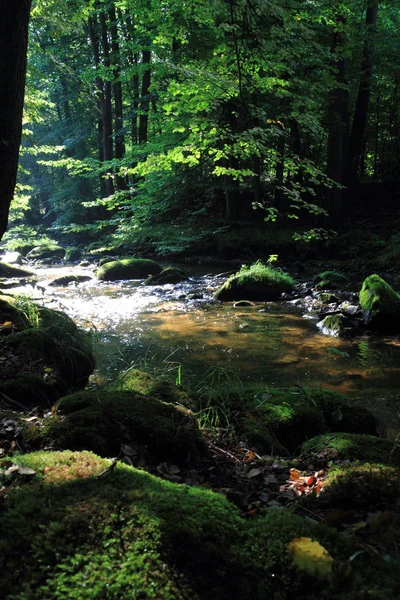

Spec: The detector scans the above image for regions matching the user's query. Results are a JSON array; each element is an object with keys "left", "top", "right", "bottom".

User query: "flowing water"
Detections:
[{"left": 7, "top": 264, "right": 400, "bottom": 399}]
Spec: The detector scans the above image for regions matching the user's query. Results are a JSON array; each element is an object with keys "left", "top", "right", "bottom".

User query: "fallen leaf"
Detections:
[
  {"left": 305, "top": 475, "right": 316, "bottom": 486},
  {"left": 289, "top": 468, "right": 302, "bottom": 481},
  {"left": 247, "top": 468, "right": 263, "bottom": 479},
  {"left": 289, "top": 537, "right": 334, "bottom": 579}
]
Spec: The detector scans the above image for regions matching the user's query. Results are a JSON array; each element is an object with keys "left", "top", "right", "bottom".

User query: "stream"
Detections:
[{"left": 8, "top": 264, "right": 400, "bottom": 408}]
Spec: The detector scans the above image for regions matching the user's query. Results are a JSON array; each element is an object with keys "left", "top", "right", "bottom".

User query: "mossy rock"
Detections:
[
  {"left": 317, "top": 314, "right": 348, "bottom": 337},
  {"left": 49, "top": 274, "right": 92, "bottom": 287},
  {"left": 241, "top": 388, "right": 326, "bottom": 454},
  {"left": 51, "top": 390, "right": 206, "bottom": 463},
  {"left": 305, "top": 389, "right": 377, "bottom": 436},
  {"left": 1, "top": 450, "right": 398, "bottom": 600},
  {"left": 215, "top": 262, "right": 295, "bottom": 301},
  {"left": 318, "top": 293, "right": 339, "bottom": 304},
  {"left": 299, "top": 432, "right": 400, "bottom": 465},
  {"left": 314, "top": 271, "right": 348, "bottom": 291},
  {"left": 0, "top": 295, "right": 30, "bottom": 331},
  {"left": 319, "top": 462, "right": 400, "bottom": 511},
  {"left": 108, "top": 368, "right": 195, "bottom": 409},
  {"left": 0, "top": 304, "right": 94, "bottom": 408},
  {"left": 0, "top": 261, "right": 33, "bottom": 278},
  {"left": 26, "top": 244, "right": 65, "bottom": 261},
  {"left": 241, "top": 388, "right": 377, "bottom": 454},
  {"left": 65, "top": 246, "right": 83, "bottom": 262},
  {"left": 96, "top": 258, "right": 163, "bottom": 281},
  {"left": 359, "top": 274, "right": 400, "bottom": 332},
  {"left": 145, "top": 266, "right": 189, "bottom": 285}
]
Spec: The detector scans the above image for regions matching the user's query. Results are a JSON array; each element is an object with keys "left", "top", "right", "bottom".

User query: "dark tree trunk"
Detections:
[
  {"left": 0, "top": 0, "right": 31, "bottom": 238},
  {"left": 139, "top": 50, "right": 151, "bottom": 144},
  {"left": 109, "top": 4, "right": 126, "bottom": 190},
  {"left": 349, "top": 2, "right": 378, "bottom": 176},
  {"left": 326, "top": 28, "right": 349, "bottom": 221},
  {"left": 99, "top": 10, "right": 114, "bottom": 196},
  {"left": 88, "top": 16, "right": 108, "bottom": 198}
]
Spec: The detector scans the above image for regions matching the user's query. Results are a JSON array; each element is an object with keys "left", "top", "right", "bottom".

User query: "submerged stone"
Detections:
[
  {"left": 96, "top": 257, "right": 163, "bottom": 281},
  {"left": 49, "top": 274, "right": 92, "bottom": 286},
  {"left": 359, "top": 274, "right": 400, "bottom": 332},
  {"left": 145, "top": 266, "right": 188, "bottom": 285}
]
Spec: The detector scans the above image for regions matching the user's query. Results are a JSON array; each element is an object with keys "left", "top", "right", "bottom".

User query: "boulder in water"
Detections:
[
  {"left": 96, "top": 258, "right": 162, "bottom": 281},
  {"left": 359, "top": 274, "right": 400, "bottom": 332}
]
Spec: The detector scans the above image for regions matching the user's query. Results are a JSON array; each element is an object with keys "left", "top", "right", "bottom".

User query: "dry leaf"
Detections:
[
  {"left": 289, "top": 537, "right": 334, "bottom": 579},
  {"left": 289, "top": 468, "right": 302, "bottom": 481},
  {"left": 247, "top": 468, "right": 263, "bottom": 479}
]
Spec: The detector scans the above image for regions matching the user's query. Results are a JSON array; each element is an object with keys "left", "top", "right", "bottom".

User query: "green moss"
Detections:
[
  {"left": 145, "top": 266, "right": 188, "bottom": 285},
  {"left": 65, "top": 246, "right": 83, "bottom": 262},
  {"left": 317, "top": 314, "right": 347, "bottom": 337},
  {"left": 108, "top": 368, "right": 195, "bottom": 409},
  {"left": 51, "top": 390, "right": 206, "bottom": 462},
  {"left": 314, "top": 271, "right": 348, "bottom": 291},
  {"left": 96, "top": 258, "right": 163, "bottom": 281},
  {"left": 0, "top": 295, "right": 30, "bottom": 330},
  {"left": 27, "top": 244, "right": 65, "bottom": 260},
  {"left": 321, "top": 462, "right": 400, "bottom": 511},
  {"left": 241, "top": 388, "right": 377, "bottom": 454},
  {"left": 359, "top": 274, "right": 400, "bottom": 331},
  {"left": 0, "top": 304, "right": 94, "bottom": 408},
  {"left": 215, "top": 261, "right": 295, "bottom": 301},
  {"left": 299, "top": 432, "right": 400, "bottom": 465},
  {"left": 1, "top": 450, "right": 397, "bottom": 599},
  {"left": 0, "top": 262, "right": 33, "bottom": 278},
  {"left": 318, "top": 293, "right": 339, "bottom": 304},
  {"left": 241, "top": 388, "right": 326, "bottom": 454}
]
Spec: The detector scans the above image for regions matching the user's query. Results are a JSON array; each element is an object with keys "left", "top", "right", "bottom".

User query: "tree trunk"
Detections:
[
  {"left": 325, "top": 28, "right": 349, "bottom": 221},
  {"left": 109, "top": 3, "right": 126, "bottom": 190},
  {"left": 139, "top": 50, "right": 151, "bottom": 144},
  {"left": 99, "top": 10, "right": 114, "bottom": 196},
  {"left": 0, "top": 0, "right": 31, "bottom": 238},
  {"left": 349, "top": 2, "right": 378, "bottom": 176}
]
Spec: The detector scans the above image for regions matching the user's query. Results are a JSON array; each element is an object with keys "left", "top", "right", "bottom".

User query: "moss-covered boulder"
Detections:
[
  {"left": 49, "top": 390, "right": 206, "bottom": 463},
  {"left": 0, "top": 261, "right": 33, "bottom": 278},
  {"left": 108, "top": 368, "right": 195, "bottom": 409},
  {"left": 319, "top": 462, "right": 400, "bottom": 511},
  {"left": 359, "top": 274, "right": 400, "bottom": 332},
  {"left": 96, "top": 258, "right": 163, "bottom": 281},
  {"left": 145, "top": 266, "right": 188, "bottom": 285},
  {"left": 0, "top": 302, "right": 94, "bottom": 408},
  {"left": 241, "top": 388, "right": 377, "bottom": 455},
  {"left": 26, "top": 244, "right": 65, "bottom": 261},
  {"left": 1, "top": 450, "right": 398, "bottom": 600},
  {"left": 215, "top": 261, "right": 295, "bottom": 301},
  {"left": 314, "top": 271, "right": 348, "bottom": 290},
  {"left": 0, "top": 295, "right": 30, "bottom": 332},
  {"left": 318, "top": 293, "right": 339, "bottom": 304},
  {"left": 65, "top": 246, "right": 83, "bottom": 262},
  {"left": 49, "top": 274, "right": 92, "bottom": 287},
  {"left": 317, "top": 314, "right": 348, "bottom": 337},
  {"left": 299, "top": 432, "right": 400, "bottom": 465}
]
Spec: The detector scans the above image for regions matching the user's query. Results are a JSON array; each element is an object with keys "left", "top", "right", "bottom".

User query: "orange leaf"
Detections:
[{"left": 290, "top": 468, "right": 302, "bottom": 481}]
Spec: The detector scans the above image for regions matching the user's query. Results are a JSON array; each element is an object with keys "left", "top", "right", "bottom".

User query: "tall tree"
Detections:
[{"left": 0, "top": 1, "right": 32, "bottom": 238}]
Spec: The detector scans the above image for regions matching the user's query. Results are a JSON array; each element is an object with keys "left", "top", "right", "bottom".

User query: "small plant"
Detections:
[{"left": 13, "top": 295, "right": 41, "bottom": 328}]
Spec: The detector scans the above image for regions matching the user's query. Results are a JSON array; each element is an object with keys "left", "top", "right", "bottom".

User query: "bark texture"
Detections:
[{"left": 0, "top": 1, "right": 32, "bottom": 238}]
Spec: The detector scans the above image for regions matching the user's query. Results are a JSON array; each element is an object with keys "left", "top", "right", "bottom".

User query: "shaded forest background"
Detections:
[{"left": 6, "top": 0, "right": 400, "bottom": 259}]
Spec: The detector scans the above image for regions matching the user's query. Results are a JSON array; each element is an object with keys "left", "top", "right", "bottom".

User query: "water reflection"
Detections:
[{"left": 7, "top": 265, "right": 400, "bottom": 396}]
